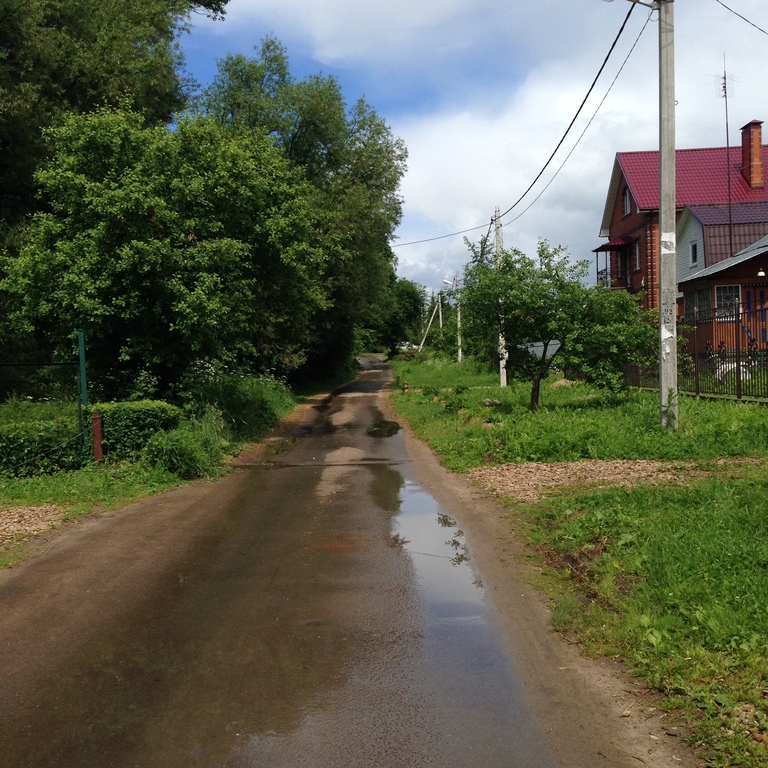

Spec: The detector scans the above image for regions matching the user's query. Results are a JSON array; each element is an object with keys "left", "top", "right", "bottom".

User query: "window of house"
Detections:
[
  {"left": 622, "top": 186, "right": 632, "bottom": 216},
  {"left": 683, "top": 292, "right": 695, "bottom": 323},
  {"left": 634, "top": 240, "right": 641, "bottom": 271},
  {"left": 690, "top": 242, "right": 698, "bottom": 268},
  {"left": 715, "top": 284, "right": 740, "bottom": 319},
  {"left": 696, "top": 288, "right": 712, "bottom": 319},
  {"left": 616, "top": 252, "right": 629, "bottom": 284}
]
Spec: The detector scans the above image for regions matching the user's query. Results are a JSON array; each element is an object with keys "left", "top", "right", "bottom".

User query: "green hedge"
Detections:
[
  {"left": 91, "top": 400, "right": 181, "bottom": 459},
  {"left": 0, "top": 419, "right": 84, "bottom": 477}
]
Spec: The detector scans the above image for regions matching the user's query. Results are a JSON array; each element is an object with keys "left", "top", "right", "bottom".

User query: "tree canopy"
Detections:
[
  {"left": 460, "top": 240, "right": 657, "bottom": 410},
  {"left": 0, "top": 0, "right": 230, "bottom": 229},
  {"left": 1, "top": 35, "right": 410, "bottom": 398},
  {"left": 196, "top": 37, "right": 408, "bottom": 378}
]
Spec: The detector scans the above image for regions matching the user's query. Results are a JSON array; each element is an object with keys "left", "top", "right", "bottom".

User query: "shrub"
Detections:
[
  {"left": 0, "top": 419, "right": 84, "bottom": 476},
  {"left": 142, "top": 408, "right": 227, "bottom": 479},
  {"left": 177, "top": 371, "right": 294, "bottom": 440},
  {"left": 91, "top": 400, "right": 181, "bottom": 459}
]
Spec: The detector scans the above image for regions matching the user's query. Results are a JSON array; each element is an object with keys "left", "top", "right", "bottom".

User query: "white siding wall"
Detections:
[{"left": 677, "top": 215, "right": 705, "bottom": 286}]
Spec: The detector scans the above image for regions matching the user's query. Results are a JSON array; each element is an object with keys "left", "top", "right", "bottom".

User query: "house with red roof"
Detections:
[
  {"left": 594, "top": 120, "right": 768, "bottom": 312},
  {"left": 677, "top": 199, "right": 768, "bottom": 282}
]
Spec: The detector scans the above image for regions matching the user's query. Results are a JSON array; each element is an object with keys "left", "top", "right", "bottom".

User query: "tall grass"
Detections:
[
  {"left": 0, "top": 396, "right": 79, "bottom": 425},
  {"left": 178, "top": 371, "right": 295, "bottom": 440},
  {"left": 390, "top": 379, "right": 768, "bottom": 470},
  {"left": 391, "top": 352, "right": 497, "bottom": 390},
  {"left": 142, "top": 406, "right": 228, "bottom": 480}
]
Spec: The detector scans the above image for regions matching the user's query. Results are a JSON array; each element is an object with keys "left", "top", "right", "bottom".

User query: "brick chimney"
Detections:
[{"left": 741, "top": 120, "right": 764, "bottom": 189}]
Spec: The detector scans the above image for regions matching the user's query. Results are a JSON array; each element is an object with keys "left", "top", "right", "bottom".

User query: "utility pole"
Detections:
[
  {"left": 658, "top": 0, "right": 678, "bottom": 429},
  {"left": 443, "top": 273, "right": 463, "bottom": 362},
  {"left": 604, "top": 0, "right": 677, "bottom": 429},
  {"left": 494, "top": 207, "right": 508, "bottom": 387},
  {"left": 455, "top": 273, "right": 462, "bottom": 363}
]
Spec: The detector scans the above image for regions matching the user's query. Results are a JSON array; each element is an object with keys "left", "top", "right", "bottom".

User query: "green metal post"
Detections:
[
  {"left": 77, "top": 330, "right": 88, "bottom": 408},
  {"left": 77, "top": 330, "right": 88, "bottom": 459}
]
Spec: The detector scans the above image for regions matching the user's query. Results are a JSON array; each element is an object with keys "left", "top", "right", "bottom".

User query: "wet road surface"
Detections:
[{"left": 0, "top": 359, "right": 559, "bottom": 767}]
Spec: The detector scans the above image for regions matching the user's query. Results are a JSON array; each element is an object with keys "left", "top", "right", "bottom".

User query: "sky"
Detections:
[{"left": 180, "top": 0, "right": 768, "bottom": 295}]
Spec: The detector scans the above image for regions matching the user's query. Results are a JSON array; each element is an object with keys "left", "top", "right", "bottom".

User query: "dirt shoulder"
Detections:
[{"left": 386, "top": 392, "right": 703, "bottom": 768}]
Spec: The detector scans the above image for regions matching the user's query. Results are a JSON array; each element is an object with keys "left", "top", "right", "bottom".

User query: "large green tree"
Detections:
[
  {"left": 198, "top": 39, "right": 408, "bottom": 374},
  {"left": 0, "top": 0, "right": 228, "bottom": 228},
  {"left": 461, "top": 240, "right": 656, "bottom": 410},
  {"left": 1, "top": 108, "right": 334, "bottom": 397}
]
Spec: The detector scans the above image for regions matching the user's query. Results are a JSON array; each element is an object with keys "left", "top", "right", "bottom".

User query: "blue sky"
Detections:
[{"left": 181, "top": 0, "right": 768, "bottom": 294}]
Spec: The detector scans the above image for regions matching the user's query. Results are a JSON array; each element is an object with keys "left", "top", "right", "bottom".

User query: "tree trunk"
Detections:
[{"left": 530, "top": 374, "right": 542, "bottom": 412}]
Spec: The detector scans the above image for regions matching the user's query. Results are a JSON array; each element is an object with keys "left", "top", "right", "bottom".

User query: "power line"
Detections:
[
  {"left": 497, "top": 1, "right": 636, "bottom": 220},
  {"left": 393, "top": 2, "right": 638, "bottom": 249},
  {"left": 392, "top": 222, "right": 489, "bottom": 248},
  {"left": 714, "top": 0, "right": 768, "bottom": 36},
  {"left": 505, "top": 10, "right": 653, "bottom": 228}
]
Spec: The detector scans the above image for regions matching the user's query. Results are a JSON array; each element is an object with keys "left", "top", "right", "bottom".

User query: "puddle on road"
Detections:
[
  {"left": 365, "top": 408, "right": 401, "bottom": 438},
  {"left": 393, "top": 481, "right": 481, "bottom": 602},
  {"left": 383, "top": 478, "right": 554, "bottom": 766},
  {"left": 228, "top": 471, "right": 555, "bottom": 768}
]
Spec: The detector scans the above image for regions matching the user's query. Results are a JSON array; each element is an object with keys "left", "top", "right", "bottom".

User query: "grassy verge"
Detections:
[
  {"left": 0, "top": 374, "right": 299, "bottom": 560},
  {"left": 389, "top": 351, "right": 498, "bottom": 390},
  {"left": 0, "top": 462, "right": 183, "bottom": 567},
  {"left": 389, "top": 357, "right": 768, "bottom": 767}
]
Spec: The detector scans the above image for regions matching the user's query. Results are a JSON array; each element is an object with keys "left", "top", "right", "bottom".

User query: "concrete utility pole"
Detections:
[
  {"left": 604, "top": 0, "right": 677, "bottom": 429},
  {"left": 494, "top": 208, "right": 508, "bottom": 387},
  {"left": 456, "top": 274, "right": 462, "bottom": 364},
  {"left": 657, "top": 0, "right": 678, "bottom": 429},
  {"left": 443, "top": 273, "right": 463, "bottom": 363}
]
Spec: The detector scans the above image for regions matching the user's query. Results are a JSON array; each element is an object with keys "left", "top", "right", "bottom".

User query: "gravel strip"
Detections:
[
  {"left": 0, "top": 505, "right": 67, "bottom": 549},
  {"left": 468, "top": 459, "right": 689, "bottom": 503}
]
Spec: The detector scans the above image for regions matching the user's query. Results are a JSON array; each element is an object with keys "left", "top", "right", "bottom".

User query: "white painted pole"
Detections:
[{"left": 494, "top": 208, "right": 508, "bottom": 387}]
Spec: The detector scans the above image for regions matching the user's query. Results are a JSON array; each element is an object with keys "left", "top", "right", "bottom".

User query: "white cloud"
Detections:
[{"left": 183, "top": 0, "right": 768, "bottom": 291}]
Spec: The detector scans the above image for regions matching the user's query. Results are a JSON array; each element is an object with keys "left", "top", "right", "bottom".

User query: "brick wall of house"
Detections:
[{"left": 606, "top": 175, "right": 658, "bottom": 310}]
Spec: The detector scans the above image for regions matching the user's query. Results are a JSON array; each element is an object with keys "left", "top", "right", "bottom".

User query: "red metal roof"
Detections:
[
  {"left": 618, "top": 146, "right": 768, "bottom": 210},
  {"left": 592, "top": 236, "right": 633, "bottom": 253},
  {"left": 687, "top": 201, "right": 768, "bottom": 226}
]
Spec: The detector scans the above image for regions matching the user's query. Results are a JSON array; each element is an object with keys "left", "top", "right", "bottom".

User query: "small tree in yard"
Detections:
[{"left": 461, "top": 240, "right": 656, "bottom": 411}]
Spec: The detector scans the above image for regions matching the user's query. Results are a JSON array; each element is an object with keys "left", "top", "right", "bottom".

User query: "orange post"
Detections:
[{"left": 92, "top": 412, "right": 103, "bottom": 462}]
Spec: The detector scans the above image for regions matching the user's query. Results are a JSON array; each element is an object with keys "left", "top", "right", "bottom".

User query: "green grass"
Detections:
[
  {"left": 535, "top": 470, "right": 768, "bottom": 767},
  {"left": 0, "top": 462, "right": 181, "bottom": 516},
  {"left": 390, "top": 352, "right": 498, "bottom": 390},
  {"left": 390, "top": 375, "right": 768, "bottom": 470},
  {"left": 388, "top": 362, "right": 768, "bottom": 766}
]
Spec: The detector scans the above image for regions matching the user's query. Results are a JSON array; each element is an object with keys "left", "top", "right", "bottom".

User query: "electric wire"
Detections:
[
  {"left": 497, "top": 1, "right": 636, "bottom": 220},
  {"left": 392, "top": 2, "right": 638, "bottom": 249},
  {"left": 504, "top": 9, "right": 653, "bottom": 228},
  {"left": 714, "top": 0, "right": 768, "bottom": 36},
  {"left": 391, "top": 222, "right": 489, "bottom": 247}
]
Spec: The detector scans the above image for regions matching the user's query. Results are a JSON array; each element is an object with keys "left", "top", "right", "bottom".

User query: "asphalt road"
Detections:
[{"left": 0, "top": 357, "right": 700, "bottom": 768}]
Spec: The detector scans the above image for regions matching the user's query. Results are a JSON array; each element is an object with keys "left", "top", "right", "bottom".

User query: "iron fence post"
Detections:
[
  {"left": 693, "top": 307, "right": 700, "bottom": 396},
  {"left": 77, "top": 330, "right": 88, "bottom": 459},
  {"left": 735, "top": 301, "right": 742, "bottom": 400}
]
